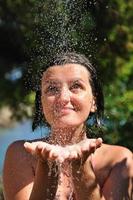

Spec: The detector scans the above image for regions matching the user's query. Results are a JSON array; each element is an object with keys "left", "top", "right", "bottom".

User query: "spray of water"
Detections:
[
  {"left": 25, "top": 0, "right": 99, "bottom": 90},
  {"left": 24, "top": 0, "right": 109, "bottom": 198}
]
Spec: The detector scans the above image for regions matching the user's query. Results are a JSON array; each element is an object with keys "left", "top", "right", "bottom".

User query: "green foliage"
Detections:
[
  {"left": 0, "top": 0, "right": 132, "bottom": 149},
  {"left": 97, "top": 0, "right": 133, "bottom": 149}
]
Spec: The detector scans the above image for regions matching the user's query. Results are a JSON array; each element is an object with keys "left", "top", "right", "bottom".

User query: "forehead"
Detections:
[{"left": 42, "top": 64, "right": 90, "bottom": 82}]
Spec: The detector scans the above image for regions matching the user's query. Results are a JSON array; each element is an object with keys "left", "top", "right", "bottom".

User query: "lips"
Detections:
[
  {"left": 54, "top": 107, "right": 75, "bottom": 115},
  {"left": 62, "top": 107, "right": 74, "bottom": 110},
  {"left": 60, "top": 107, "right": 74, "bottom": 112}
]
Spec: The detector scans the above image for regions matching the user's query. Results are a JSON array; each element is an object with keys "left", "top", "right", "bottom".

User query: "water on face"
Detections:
[{"left": 25, "top": 0, "right": 109, "bottom": 199}]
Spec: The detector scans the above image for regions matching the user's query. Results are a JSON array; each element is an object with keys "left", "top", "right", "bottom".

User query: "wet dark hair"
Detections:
[{"left": 32, "top": 52, "right": 104, "bottom": 131}]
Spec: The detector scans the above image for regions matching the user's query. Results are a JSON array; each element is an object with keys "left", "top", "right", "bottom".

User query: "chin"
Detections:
[{"left": 53, "top": 119, "right": 83, "bottom": 128}]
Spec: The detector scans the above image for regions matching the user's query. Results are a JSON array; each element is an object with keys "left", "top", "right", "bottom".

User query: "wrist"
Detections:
[{"left": 72, "top": 158, "right": 96, "bottom": 186}]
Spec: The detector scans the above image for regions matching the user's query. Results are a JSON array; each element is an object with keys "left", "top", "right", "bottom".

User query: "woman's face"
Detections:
[{"left": 41, "top": 64, "right": 96, "bottom": 129}]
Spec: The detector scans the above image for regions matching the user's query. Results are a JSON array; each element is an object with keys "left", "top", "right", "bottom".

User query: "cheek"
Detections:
[
  {"left": 74, "top": 93, "right": 93, "bottom": 111},
  {"left": 80, "top": 97, "right": 93, "bottom": 121},
  {"left": 41, "top": 96, "right": 55, "bottom": 119}
]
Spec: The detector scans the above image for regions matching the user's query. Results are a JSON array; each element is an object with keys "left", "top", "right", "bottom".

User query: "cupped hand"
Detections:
[{"left": 24, "top": 138, "right": 102, "bottom": 163}]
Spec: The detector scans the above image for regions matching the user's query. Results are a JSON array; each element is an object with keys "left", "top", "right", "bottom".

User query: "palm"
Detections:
[{"left": 24, "top": 138, "right": 102, "bottom": 163}]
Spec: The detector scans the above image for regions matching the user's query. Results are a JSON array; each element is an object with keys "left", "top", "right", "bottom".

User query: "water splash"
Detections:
[{"left": 25, "top": 0, "right": 102, "bottom": 91}]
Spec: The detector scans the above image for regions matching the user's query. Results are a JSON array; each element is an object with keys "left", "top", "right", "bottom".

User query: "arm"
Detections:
[
  {"left": 102, "top": 147, "right": 133, "bottom": 200},
  {"left": 72, "top": 146, "right": 133, "bottom": 200},
  {"left": 29, "top": 160, "right": 58, "bottom": 200},
  {"left": 3, "top": 141, "right": 58, "bottom": 200},
  {"left": 72, "top": 154, "right": 105, "bottom": 200},
  {"left": 23, "top": 138, "right": 103, "bottom": 200}
]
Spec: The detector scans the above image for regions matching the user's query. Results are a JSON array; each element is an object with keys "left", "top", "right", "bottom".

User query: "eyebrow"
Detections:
[
  {"left": 70, "top": 79, "right": 85, "bottom": 83},
  {"left": 43, "top": 78, "right": 86, "bottom": 85},
  {"left": 43, "top": 79, "right": 60, "bottom": 85}
]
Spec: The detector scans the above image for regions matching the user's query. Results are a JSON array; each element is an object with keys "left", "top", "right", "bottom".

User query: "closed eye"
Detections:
[
  {"left": 70, "top": 82, "right": 83, "bottom": 91},
  {"left": 45, "top": 85, "right": 60, "bottom": 94}
]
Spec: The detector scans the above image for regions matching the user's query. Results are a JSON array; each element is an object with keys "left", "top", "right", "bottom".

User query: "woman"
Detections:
[{"left": 3, "top": 52, "right": 133, "bottom": 200}]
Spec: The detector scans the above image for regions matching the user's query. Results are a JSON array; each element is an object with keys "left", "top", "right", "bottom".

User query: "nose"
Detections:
[{"left": 58, "top": 86, "right": 70, "bottom": 105}]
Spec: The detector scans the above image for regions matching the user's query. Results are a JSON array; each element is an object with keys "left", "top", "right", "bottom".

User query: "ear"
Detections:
[{"left": 90, "top": 98, "right": 97, "bottom": 113}]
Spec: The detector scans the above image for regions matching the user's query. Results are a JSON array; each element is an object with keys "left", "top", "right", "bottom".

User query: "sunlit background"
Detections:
[{"left": 0, "top": 0, "right": 133, "bottom": 199}]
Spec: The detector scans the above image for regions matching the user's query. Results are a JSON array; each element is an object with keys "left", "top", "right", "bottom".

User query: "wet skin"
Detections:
[
  {"left": 41, "top": 64, "right": 96, "bottom": 130},
  {"left": 3, "top": 64, "right": 133, "bottom": 200}
]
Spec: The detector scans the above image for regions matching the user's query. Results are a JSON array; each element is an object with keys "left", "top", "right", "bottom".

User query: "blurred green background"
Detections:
[{"left": 0, "top": 0, "right": 133, "bottom": 198}]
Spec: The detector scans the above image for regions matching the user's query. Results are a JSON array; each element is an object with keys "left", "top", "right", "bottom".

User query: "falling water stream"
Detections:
[{"left": 25, "top": 0, "right": 108, "bottom": 199}]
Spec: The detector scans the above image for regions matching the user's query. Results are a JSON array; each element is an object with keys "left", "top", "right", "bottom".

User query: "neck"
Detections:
[{"left": 49, "top": 124, "right": 87, "bottom": 146}]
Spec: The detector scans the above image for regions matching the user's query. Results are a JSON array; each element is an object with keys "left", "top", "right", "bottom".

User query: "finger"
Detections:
[
  {"left": 81, "top": 138, "right": 102, "bottom": 151},
  {"left": 30, "top": 142, "right": 51, "bottom": 160},
  {"left": 41, "top": 143, "right": 52, "bottom": 160},
  {"left": 49, "top": 147, "right": 60, "bottom": 160},
  {"left": 89, "top": 142, "right": 97, "bottom": 153},
  {"left": 24, "top": 141, "right": 44, "bottom": 151},
  {"left": 37, "top": 142, "right": 47, "bottom": 150},
  {"left": 89, "top": 138, "right": 103, "bottom": 153},
  {"left": 74, "top": 145, "right": 82, "bottom": 158},
  {"left": 24, "top": 142, "right": 37, "bottom": 154},
  {"left": 81, "top": 139, "right": 96, "bottom": 151},
  {"left": 95, "top": 138, "right": 103, "bottom": 148},
  {"left": 71, "top": 146, "right": 82, "bottom": 159},
  {"left": 34, "top": 145, "right": 44, "bottom": 160}
]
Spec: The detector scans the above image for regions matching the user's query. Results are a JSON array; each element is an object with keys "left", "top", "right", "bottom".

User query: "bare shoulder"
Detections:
[
  {"left": 3, "top": 140, "right": 36, "bottom": 199},
  {"left": 93, "top": 143, "right": 132, "bottom": 168},
  {"left": 3, "top": 139, "right": 36, "bottom": 178},
  {"left": 91, "top": 143, "right": 133, "bottom": 187},
  {"left": 5, "top": 139, "right": 28, "bottom": 156},
  {"left": 3, "top": 137, "right": 46, "bottom": 164},
  {"left": 3, "top": 139, "right": 36, "bottom": 167}
]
